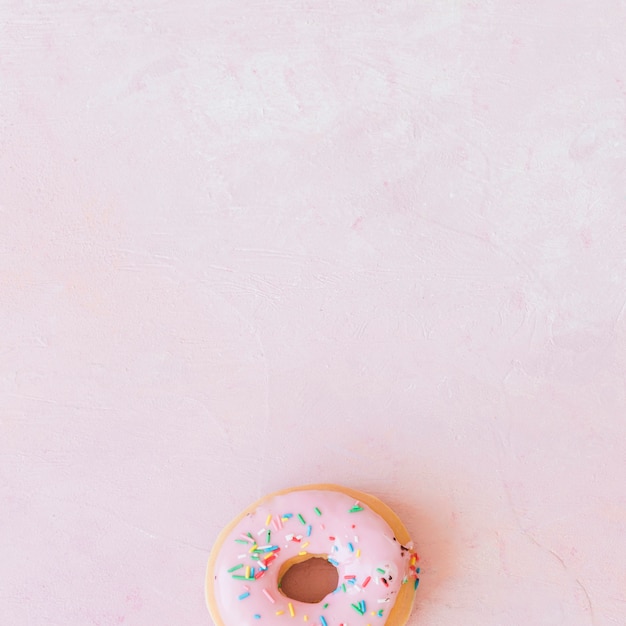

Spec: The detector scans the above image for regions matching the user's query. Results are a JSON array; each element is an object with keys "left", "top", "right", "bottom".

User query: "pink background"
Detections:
[{"left": 2, "top": 1, "right": 626, "bottom": 624}]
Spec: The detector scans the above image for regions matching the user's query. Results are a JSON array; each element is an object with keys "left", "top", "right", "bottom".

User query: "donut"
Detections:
[{"left": 206, "top": 483, "right": 420, "bottom": 626}]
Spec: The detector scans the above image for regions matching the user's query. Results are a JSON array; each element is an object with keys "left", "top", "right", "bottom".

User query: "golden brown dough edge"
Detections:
[{"left": 205, "top": 483, "right": 418, "bottom": 626}]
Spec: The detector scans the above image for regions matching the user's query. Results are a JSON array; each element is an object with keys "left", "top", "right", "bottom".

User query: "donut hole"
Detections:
[{"left": 278, "top": 556, "right": 339, "bottom": 604}]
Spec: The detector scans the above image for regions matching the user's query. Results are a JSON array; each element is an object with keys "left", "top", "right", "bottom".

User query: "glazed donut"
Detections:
[{"left": 206, "top": 484, "right": 420, "bottom": 626}]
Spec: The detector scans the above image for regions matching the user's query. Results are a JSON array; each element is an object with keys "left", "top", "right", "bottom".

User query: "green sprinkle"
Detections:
[
  {"left": 231, "top": 575, "right": 248, "bottom": 580},
  {"left": 349, "top": 506, "right": 364, "bottom": 513},
  {"left": 323, "top": 603, "right": 329, "bottom": 609},
  {"left": 235, "top": 539, "right": 248, "bottom": 544},
  {"left": 227, "top": 564, "right": 244, "bottom": 573},
  {"left": 298, "top": 513, "right": 306, "bottom": 525},
  {"left": 314, "top": 507, "right": 322, "bottom": 516},
  {"left": 351, "top": 603, "right": 365, "bottom": 615},
  {"left": 377, "top": 567, "right": 386, "bottom": 574}
]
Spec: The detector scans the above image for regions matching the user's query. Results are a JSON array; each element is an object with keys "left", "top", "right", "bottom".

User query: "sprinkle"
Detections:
[
  {"left": 320, "top": 617, "right": 328, "bottom": 626},
  {"left": 262, "top": 589, "right": 275, "bottom": 604},
  {"left": 348, "top": 543, "right": 354, "bottom": 552},
  {"left": 254, "top": 615, "right": 261, "bottom": 620},
  {"left": 288, "top": 602, "right": 295, "bottom": 617},
  {"left": 276, "top": 610, "right": 284, "bottom": 615},
  {"left": 344, "top": 575, "right": 356, "bottom": 580},
  {"left": 356, "top": 549, "right": 361, "bottom": 558},
  {"left": 323, "top": 603, "right": 329, "bottom": 609},
  {"left": 328, "top": 558, "right": 339, "bottom": 566},
  {"left": 349, "top": 506, "right": 364, "bottom": 513},
  {"left": 351, "top": 603, "right": 365, "bottom": 615},
  {"left": 283, "top": 513, "right": 294, "bottom": 519},
  {"left": 303, "top": 616, "right": 308, "bottom": 622},
  {"left": 376, "top": 568, "right": 386, "bottom": 574},
  {"left": 297, "top": 513, "right": 306, "bottom": 525},
  {"left": 298, "top": 551, "right": 308, "bottom": 556},
  {"left": 265, "top": 513, "right": 272, "bottom": 526},
  {"left": 227, "top": 564, "right": 243, "bottom": 573},
  {"left": 314, "top": 507, "right": 322, "bottom": 516},
  {"left": 306, "top": 525, "right": 312, "bottom": 536},
  {"left": 231, "top": 575, "right": 248, "bottom": 580},
  {"left": 235, "top": 539, "right": 248, "bottom": 544},
  {"left": 238, "top": 592, "right": 250, "bottom": 600},
  {"left": 414, "top": 578, "right": 420, "bottom": 590},
  {"left": 301, "top": 542, "right": 309, "bottom": 549},
  {"left": 362, "top": 576, "right": 371, "bottom": 587},
  {"left": 245, "top": 566, "right": 251, "bottom": 578}
]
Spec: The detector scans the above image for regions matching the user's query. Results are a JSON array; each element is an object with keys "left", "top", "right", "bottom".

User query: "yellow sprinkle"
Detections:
[
  {"left": 298, "top": 551, "right": 308, "bottom": 556},
  {"left": 301, "top": 542, "right": 309, "bottom": 549},
  {"left": 356, "top": 549, "right": 361, "bottom": 557},
  {"left": 288, "top": 602, "right": 295, "bottom": 617},
  {"left": 265, "top": 513, "right": 272, "bottom": 526},
  {"left": 276, "top": 610, "right": 284, "bottom": 615},
  {"left": 303, "top": 616, "right": 308, "bottom": 622},
  {"left": 245, "top": 565, "right": 250, "bottom": 578}
]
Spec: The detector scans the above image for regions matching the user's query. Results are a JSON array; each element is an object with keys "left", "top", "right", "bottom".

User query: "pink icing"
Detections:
[{"left": 211, "top": 489, "right": 419, "bottom": 625}]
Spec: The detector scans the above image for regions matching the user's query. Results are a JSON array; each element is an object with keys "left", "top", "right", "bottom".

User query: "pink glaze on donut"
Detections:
[{"left": 211, "top": 489, "right": 419, "bottom": 625}]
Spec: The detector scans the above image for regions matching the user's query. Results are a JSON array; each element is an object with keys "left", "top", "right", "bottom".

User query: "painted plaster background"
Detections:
[{"left": 1, "top": 1, "right": 626, "bottom": 624}]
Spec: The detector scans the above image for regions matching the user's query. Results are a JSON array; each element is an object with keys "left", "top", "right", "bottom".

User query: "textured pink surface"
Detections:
[{"left": 1, "top": 1, "right": 626, "bottom": 624}]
